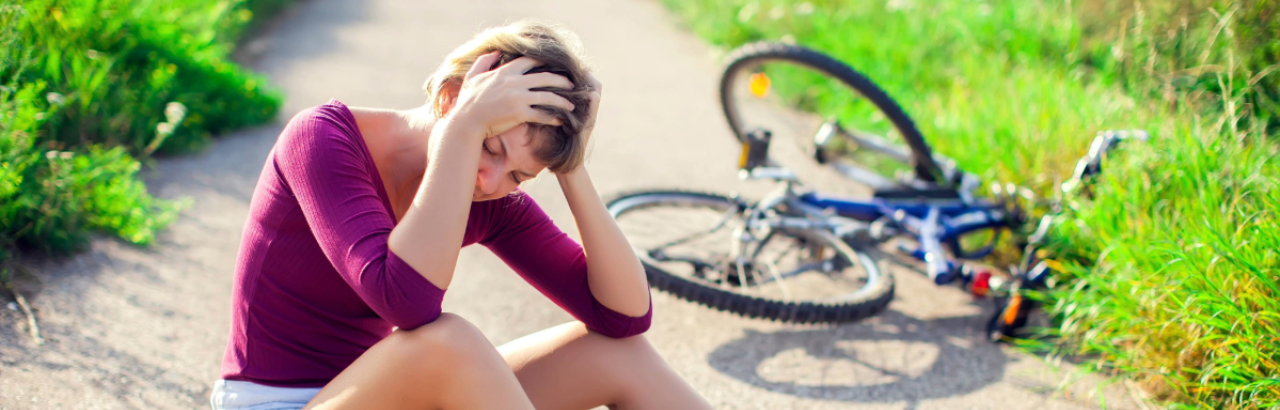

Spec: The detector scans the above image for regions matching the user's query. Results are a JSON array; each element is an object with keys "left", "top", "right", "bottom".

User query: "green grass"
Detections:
[
  {"left": 661, "top": 0, "right": 1279, "bottom": 407},
  {"left": 0, "top": 0, "right": 288, "bottom": 260}
]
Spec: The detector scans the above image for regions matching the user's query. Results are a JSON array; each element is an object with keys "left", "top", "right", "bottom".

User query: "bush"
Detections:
[
  {"left": 0, "top": 0, "right": 285, "bottom": 260},
  {"left": 12, "top": 0, "right": 283, "bottom": 155}
]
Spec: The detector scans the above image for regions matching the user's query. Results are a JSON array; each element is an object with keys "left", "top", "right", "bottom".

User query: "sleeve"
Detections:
[
  {"left": 274, "top": 107, "right": 445, "bottom": 330},
  {"left": 481, "top": 192, "right": 652, "bottom": 338}
]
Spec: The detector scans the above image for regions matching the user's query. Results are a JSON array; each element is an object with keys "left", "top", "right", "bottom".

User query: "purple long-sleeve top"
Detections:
[{"left": 220, "top": 100, "right": 651, "bottom": 387}]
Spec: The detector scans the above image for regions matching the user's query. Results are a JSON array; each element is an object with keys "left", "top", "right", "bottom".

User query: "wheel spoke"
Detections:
[{"left": 606, "top": 189, "right": 892, "bottom": 323}]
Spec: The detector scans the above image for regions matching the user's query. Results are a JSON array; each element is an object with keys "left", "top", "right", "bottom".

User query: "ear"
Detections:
[{"left": 438, "top": 82, "right": 462, "bottom": 116}]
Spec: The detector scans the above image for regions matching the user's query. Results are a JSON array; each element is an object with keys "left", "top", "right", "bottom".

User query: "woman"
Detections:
[{"left": 210, "top": 21, "right": 712, "bottom": 410}]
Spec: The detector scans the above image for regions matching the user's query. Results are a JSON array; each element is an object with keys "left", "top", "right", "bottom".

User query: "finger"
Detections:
[
  {"left": 529, "top": 91, "right": 576, "bottom": 112},
  {"left": 500, "top": 56, "right": 545, "bottom": 74},
  {"left": 520, "top": 72, "right": 574, "bottom": 90},
  {"left": 524, "top": 107, "right": 563, "bottom": 127},
  {"left": 466, "top": 51, "right": 501, "bottom": 81}
]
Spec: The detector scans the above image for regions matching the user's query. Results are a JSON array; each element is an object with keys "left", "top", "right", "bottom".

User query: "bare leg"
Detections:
[
  {"left": 499, "top": 322, "right": 712, "bottom": 410},
  {"left": 304, "top": 313, "right": 535, "bottom": 410}
]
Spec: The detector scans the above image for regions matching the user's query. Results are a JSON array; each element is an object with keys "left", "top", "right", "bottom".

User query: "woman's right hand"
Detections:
[{"left": 449, "top": 51, "right": 576, "bottom": 139}]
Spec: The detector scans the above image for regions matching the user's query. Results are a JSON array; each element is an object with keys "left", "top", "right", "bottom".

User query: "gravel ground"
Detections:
[{"left": 0, "top": 0, "right": 1143, "bottom": 408}]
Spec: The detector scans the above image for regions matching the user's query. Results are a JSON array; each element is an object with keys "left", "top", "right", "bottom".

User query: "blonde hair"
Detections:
[{"left": 423, "top": 21, "right": 593, "bottom": 173}]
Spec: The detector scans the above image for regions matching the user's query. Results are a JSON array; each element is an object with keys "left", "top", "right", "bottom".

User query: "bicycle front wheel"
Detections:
[
  {"left": 720, "top": 42, "right": 945, "bottom": 188},
  {"left": 606, "top": 189, "right": 894, "bottom": 323}
]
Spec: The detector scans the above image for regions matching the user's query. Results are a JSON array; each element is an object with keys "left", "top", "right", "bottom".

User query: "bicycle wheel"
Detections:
[
  {"left": 606, "top": 189, "right": 894, "bottom": 323},
  {"left": 720, "top": 42, "right": 946, "bottom": 188}
]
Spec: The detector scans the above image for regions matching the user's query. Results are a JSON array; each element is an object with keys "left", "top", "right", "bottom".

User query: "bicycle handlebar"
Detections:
[{"left": 1064, "top": 130, "right": 1149, "bottom": 193}]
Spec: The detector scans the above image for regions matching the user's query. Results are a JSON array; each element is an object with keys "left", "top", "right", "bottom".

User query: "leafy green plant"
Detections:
[{"left": 1, "top": 0, "right": 287, "bottom": 261}]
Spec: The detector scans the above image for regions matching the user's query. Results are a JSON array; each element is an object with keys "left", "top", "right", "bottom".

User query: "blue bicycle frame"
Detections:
[
  {"left": 798, "top": 191, "right": 1011, "bottom": 284},
  {"left": 737, "top": 128, "right": 1147, "bottom": 288}
]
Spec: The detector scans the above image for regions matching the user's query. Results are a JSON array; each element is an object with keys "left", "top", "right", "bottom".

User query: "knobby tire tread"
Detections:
[
  {"left": 605, "top": 189, "right": 895, "bottom": 324},
  {"left": 719, "top": 42, "right": 944, "bottom": 183}
]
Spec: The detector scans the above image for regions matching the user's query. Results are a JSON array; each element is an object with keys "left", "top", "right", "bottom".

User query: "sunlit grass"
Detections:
[{"left": 662, "top": 0, "right": 1279, "bottom": 407}]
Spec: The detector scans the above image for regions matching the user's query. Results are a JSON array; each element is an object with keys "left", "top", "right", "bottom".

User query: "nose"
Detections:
[{"left": 475, "top": 167, "right": 502, "bottom": 197}]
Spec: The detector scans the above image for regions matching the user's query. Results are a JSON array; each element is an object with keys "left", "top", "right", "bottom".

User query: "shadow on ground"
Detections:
[{"left": 708, "top": 309, "right": 1007, "bottom": 407}]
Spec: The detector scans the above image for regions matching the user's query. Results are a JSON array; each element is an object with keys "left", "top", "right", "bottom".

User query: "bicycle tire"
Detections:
[
  {"left": 719, "top": 42, "right": 945, "bottom": 185},
  {"left": 606, "top": 189, "right": 895, "bottom": 323}
]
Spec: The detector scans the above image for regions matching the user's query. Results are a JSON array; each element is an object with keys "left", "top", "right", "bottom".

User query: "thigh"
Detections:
[
  {"left": 304, "top": 313, "right": 534, "bottom": 410},
  {"left": 502, "top": 321, "right": 708, "bottom": 410},
  {"left": 499, "top": 321, "right": 622, "bottom": 410}
]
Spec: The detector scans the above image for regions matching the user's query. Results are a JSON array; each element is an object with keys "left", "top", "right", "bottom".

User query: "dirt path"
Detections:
[{"left": 0, "top": 1, "right": 1141, "bottom": 408}]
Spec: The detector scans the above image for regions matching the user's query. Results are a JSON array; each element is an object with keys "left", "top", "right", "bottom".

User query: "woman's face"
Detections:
[{"left": 473, "top": 123, "right": 546, "bottom": 201}]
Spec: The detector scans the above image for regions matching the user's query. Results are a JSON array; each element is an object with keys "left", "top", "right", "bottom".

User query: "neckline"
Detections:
[{"left": 326, "top": 99, "right": 397, "bottom": 219}]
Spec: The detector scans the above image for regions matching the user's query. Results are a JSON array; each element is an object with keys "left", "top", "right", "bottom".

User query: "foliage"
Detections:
[
  {"left": 11, "top": 0, "right": 283, "bottom": 155},
  {"left": 1, "top": 0, "right": 285, "bottom": 259},
  {"left": 661, "top": 0, "right": 1279, "bottom": 407}
]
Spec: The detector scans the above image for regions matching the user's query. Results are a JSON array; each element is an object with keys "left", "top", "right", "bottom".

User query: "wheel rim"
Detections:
[
  {"left": 723, "top": 57, "right": 923, "bottom": 189},
  {"left": 609, "top": 192, "right": 883, "bottom": 303}
]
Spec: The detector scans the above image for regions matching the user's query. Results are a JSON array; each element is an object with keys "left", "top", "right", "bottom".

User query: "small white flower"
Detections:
[
  {"left": 796, "top": 2, "right": 815, "bottom": 15},
  {"left": 164, "top": 102, "right": 187, "bottom": 123},
  {"left": 769, "top": 4, "right": 786, "bottom": 20},
  {"left": 59, "top": 151, "right": 73, "bottom": 159},
  {"left": 156, "top": 123, "right": 175, "bottom": 136},
  {"left": 737, "top": 2, "right": 759, "bottom": 23},
  {"left": 46, "top": 92, "right": 65, "bottom": 105},
  {"left": 87, "top": 49, "right": 100, "bottom": 60}
]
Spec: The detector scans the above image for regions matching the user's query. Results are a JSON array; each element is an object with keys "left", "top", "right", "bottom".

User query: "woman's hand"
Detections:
[{"left": 450, "top": 51, "right": 576, "bottom": 140}]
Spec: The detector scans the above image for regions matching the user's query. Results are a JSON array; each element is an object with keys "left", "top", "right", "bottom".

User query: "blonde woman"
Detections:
[{"left": 210, "top": 21, "right": 712, "bottom": 410}]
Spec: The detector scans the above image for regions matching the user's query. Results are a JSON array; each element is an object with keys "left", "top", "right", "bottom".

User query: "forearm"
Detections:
[
  {"left": 558, "top": 168, "right": 651, "bottom": 317},
  {"left": 388, "top": 117, "right": 483, "bottom": 290}
]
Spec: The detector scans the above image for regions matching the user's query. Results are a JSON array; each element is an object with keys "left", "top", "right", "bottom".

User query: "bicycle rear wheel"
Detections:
[
  {"left": 720, "top": 42, "right": 946, "bottom": 188},
  {"left": 606, "top": 189, "right": 894, "bottom": 323}
]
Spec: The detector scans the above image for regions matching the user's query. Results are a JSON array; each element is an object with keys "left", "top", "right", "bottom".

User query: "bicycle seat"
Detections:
[{"left": 872, "top": 186, "right": 961, "bottom": 201}]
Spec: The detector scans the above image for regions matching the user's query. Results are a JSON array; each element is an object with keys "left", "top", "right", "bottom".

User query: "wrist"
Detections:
[
  {"left": 432, "top": 113, "right": 483, "bottom": 144},
  {"left": 556, "top": 165, "right": 590, "bottom": 186}
]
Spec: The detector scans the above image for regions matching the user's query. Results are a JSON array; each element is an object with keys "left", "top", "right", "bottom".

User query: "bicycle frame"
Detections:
[
  {"left": 735, "top": 166, "right": 1013, "bottom": 286},
  {"left": 736, "top": 129, "right": 1147, "bottom": 288}
]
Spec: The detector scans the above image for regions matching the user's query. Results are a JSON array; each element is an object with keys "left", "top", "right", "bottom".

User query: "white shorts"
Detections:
[{"left": 209, "top": 379, "right": 323, "bottom": 410}]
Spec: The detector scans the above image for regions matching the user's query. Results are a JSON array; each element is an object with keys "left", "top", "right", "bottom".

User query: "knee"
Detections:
[
  {"left": 389, "top": 313, "right": 495, "bottom": 364},
  {"left": 577, "top": 324, "right": 663, "bottom": 367}
]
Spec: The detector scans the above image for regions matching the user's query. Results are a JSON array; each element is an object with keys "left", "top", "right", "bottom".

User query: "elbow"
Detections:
[
  {"left": 383, "top": 301, "right": 444, "bottom": 331},
  {"left": 597, "top": 321, "right": 651, "bottom": 339},
  {"left": 593, "top": 302, "right": 652, "bottom": 339}
]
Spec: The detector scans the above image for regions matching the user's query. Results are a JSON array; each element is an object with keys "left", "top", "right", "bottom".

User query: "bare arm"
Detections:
[
  {"left": 558, "top": 168, "right": 651, "bottom": 317},
  {"left": 387, "top": 116, "right": 483, "bottom": 290},
  {"left": 389, "top": 53, "right": 576, "bottom": 289},
  {"left": 556, "top": 73, "right": 650, "bottom": 317}
]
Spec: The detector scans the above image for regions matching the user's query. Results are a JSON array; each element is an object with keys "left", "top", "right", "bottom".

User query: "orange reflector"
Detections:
[
  {"left": 1003, "top": 295, "right": 1023, "bottom": 325},
  {"left": 738, "top": 143, "right": 751, "bottom": 169},
  {"left": 748, "top": 72, "right": 771, "bottom": 98}
]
